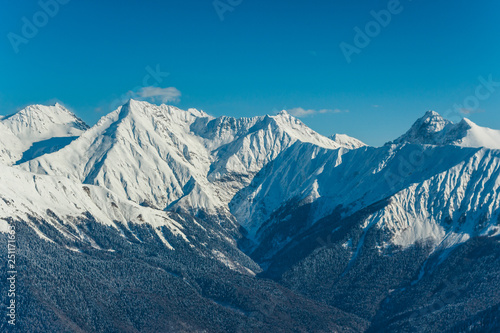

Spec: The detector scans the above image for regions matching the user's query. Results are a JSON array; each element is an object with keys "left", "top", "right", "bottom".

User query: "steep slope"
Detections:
[
  {"left": 0, "top": 162, "right": 259, "bottom": 274},
  {"left": 0, "top": 121, "right": 23, "bottom": 165},
  {"left": 390, "top": 110, "right": 500, "bottom": 149},
  {"left": 231, "top": 143, "right": 483, "bottom": 242},
  {"left": 364, "top": 147, "right": 500, "bottom": 250},
  {"left": 242, "top": 145, "right": 500, "bottom": 329},
  {"left": 226, "top": 113, "right": 500, "bottom": 329},
  {"left": 0, "top": 161, "right": 366, "bottom": 333}
]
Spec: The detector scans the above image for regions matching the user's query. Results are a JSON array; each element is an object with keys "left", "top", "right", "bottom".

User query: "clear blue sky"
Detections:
[{"left": 1, "top": 0, "right": 500, "bottom": 146}]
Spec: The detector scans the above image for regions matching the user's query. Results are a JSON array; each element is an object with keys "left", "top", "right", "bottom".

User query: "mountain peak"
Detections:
[
  {"left": 418, "top": 110, "right": 450, "bottom": 129},
  {"left": 424, "top": 110, "right": 441, "bottom": 117},
  {"left": 329, "top": 133, "right": 367, "bottom": 149},
  {"left": 0, "top": 103, "right": 90, "bottom": 165},
  {"left": 389, "top": 111, "right": 453, "bottom": 146},
  {"left": 6, "top": 103, "right": 85, "bottom": 125},
  {"left": 459, "top": 117, "right": 475, "bottom": 128},
  {"left": 390, "top": 111, "right": 500, "bottom": 149},
  {"left": 1, "top": 104, "right": 88, "bottom": 142}
]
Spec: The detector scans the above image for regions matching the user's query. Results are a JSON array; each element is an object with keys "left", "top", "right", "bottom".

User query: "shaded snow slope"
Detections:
[{"left": 231, "top": 142, "right": 500, "bottom": 253}]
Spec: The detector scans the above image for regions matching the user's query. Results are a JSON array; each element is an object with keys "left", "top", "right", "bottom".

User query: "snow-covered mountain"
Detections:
[
  {"left": 390, "top": 110, "right": 500, "bottom": 149},
  {"left": 0, "top": 159, "right": 261, "bottom": 276},
  {"left": 0, "top": 103, "right": 88, "bottom": 165},
  {"left": 1, "top": 102, "right": 500, "bottom": 332},
  {"left": 9, "top": 104, "right": 500, "bottom": 251},
  {"left": 1, "top": 103, "right": 88, "bottom": 143},
  {"left": 20, "top": 100, "right": 341, "bottom": 217},
  {"left": 364, "top": 147, "right": 500, "bottom": 248},
  {"left": 21, "top": 100, "right": 220, "bottom": 214},
  {"left": 230, "top": 142, "right": 499, "bottom": 254}
]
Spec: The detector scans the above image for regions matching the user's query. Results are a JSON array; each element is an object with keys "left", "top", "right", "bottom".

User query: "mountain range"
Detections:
[{"left": 0, "top": 100, "right": 499, "bottom": 332}]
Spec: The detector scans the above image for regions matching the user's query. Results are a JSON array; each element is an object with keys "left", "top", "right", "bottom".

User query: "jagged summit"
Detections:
[
  {"left": 389, "top": 110, "right": 453, "bottom": 146},
  {"left": 389, "top": 111, "right": 500, "bottom": 149}
]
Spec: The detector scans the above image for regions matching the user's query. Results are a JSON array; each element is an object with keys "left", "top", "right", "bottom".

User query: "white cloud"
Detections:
[
  {"left": 130, "top": 86, "right": 181, "bottom": 103},
  {"left": 459, "top": 108, "right": 484, "bottom": 115},
  {"left": 286, "top": 107, "right": 349, "bottom": 117}
]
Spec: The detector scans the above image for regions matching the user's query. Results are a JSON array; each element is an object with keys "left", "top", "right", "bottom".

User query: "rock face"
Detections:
[{"left": 1, "top": 102, "right": 499, "bottom": 332}]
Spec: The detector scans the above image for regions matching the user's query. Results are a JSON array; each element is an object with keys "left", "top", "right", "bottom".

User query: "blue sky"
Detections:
[{"left": 1, "top": 0, "right": 500, "bottom": 146}]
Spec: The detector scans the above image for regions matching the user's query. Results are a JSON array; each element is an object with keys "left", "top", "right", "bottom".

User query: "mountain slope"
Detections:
[
  {"left": 0, "top": 122, "right": 23, "bottom": 165},
  {"left": 230, "top": 142, "right": 486, "bottom": 242},
  {"left": 0, "top": 161, "right": 261, "bottom": 276}
]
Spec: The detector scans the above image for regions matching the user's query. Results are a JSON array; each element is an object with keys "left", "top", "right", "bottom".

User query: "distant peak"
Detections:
[
  {"left": 124, "top": 98, "right": 139, "bottom": 107},
  {"left": 277, "top": 110, "right": 290, "bottom": 117},
  {"left": 412, "top": 110, "right": 451, "bottom": 132},
  {"left": 388, "top": 110, "right": 453, "bottom": 146},
  {"left": 388, "top": 109, "right": 500, "bottom": 149},
  {"left": 16, "top": 103, "right": 76, "bottom": 118},
  {"left": 424, "top": 110, "right": 441, "bottom": 117},
  {"left": 329, "top": 133, "right": 367, "bottom": 149},
  {"left": 0, "top": 102, "right": 89, "bottom": 145},
  {"left": 459, "top": 117, "right": 475, "bottom": 127},
  {"left": 417, "top": 111, "right": 449, "bottom": 127}
]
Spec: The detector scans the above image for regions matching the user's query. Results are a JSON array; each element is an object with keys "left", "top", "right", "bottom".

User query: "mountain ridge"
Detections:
[{"left": 1, "top": 100, "right": 500, "bottom": 332}]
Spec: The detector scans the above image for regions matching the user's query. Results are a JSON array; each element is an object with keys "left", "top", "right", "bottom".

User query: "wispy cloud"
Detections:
[
  {"left": 130, "top": 86, "right": 181, "bottom": 103},
  {"left": 286, "top": 107, "right": 349, "bottom": 118},
  {"left": 459, "top": 108, "right": 484, "bottom": 115}
]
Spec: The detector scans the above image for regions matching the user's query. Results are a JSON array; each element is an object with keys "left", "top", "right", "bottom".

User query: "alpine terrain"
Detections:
[{"left": 1, "top": 100, "right": 499, "bottom": 332}]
